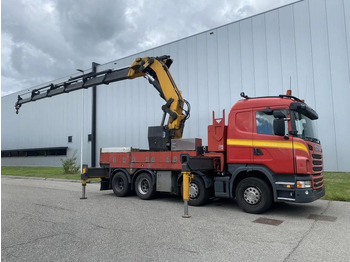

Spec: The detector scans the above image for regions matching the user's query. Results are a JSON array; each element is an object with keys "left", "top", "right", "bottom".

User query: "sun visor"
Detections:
[{"left": 290, "top": 102, "right": 318, "bottom": 120}]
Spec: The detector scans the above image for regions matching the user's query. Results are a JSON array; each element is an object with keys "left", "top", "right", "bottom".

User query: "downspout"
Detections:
[{"left": 91, "top": 62, "right": 99, "bottom": 167}]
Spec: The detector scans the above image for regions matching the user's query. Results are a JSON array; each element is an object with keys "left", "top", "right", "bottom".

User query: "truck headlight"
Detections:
[{"left": 297, "top": 181, "right": 312, "bottom": 188}]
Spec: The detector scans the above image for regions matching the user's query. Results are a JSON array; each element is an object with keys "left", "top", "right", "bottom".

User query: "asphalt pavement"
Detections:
[{"left": 1, "top": 176, "right": 350, "bottom": 261}]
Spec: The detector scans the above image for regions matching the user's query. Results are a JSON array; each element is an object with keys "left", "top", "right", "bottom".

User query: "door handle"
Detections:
[{"left": 253, "top": 148, "right": 264, "bottom": 156}]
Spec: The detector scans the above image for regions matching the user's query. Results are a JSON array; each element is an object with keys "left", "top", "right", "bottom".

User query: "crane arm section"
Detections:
[{"left": 15, "top": 55, "right": 189, "bottom": 140}]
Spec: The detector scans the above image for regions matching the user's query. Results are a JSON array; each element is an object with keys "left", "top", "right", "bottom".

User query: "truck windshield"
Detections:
[{"left": 292, "top": 111, "right": 319, "bottom": 143}]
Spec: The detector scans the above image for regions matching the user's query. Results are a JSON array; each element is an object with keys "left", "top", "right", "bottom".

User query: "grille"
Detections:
[
  {"left": 313, "top": 177, "right": 323, "bottom": 187},
  {"left": 312, "top": 175, "right": 324, "bottom": 189},
  {"left": 311, "top": 149, "right": 323, "bottom": 186},
  {"left": 314, "top": 177, "right": 323, "bottom": 183},
  {"left": 311, "top": 153, "right": 323, "bottom": 173},
  {"left": 312, "top": 154, "right": 322, "bottom": 159}
]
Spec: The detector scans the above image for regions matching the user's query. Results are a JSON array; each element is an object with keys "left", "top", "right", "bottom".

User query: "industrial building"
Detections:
[{"left": 2, "top": 0, "right": 350, "bottom": 172}]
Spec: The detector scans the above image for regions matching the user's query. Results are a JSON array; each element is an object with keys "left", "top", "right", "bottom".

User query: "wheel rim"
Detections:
[
  {"left": 189, "top": 183, "right": 199, "bottom": 199},
  {"left": 243, "top": 186, "right": 261, "bottom": 205},
  {"left": 138, "top": 178, "right": 150, "bottom": 195},
  {"left": 116, "top": 177, "right": 124, "bottom": 190}
]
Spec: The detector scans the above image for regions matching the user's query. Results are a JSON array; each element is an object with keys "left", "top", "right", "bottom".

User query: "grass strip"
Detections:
[
  {"left": 322, "top": 172, "right": 350, "bottom": 202},
  {"left": 1, "top": 166, "right": 96, "bottom": 181}
]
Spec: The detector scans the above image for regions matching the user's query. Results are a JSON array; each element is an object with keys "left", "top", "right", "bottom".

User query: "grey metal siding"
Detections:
[
  {"left": 2, "top": 0, "right": 350, "bottom": 171},
  {"left": 2, "top": 88, "right": 93, "bottom": 166},
  {"left": 252, "top": 14, "right": 269, "bottom": 97},
  {"left": 265, "top": 10, "right": 284, "bottom": 95},
  {"left": 324, "top": 0, "right": 350, "bottom": 171}
]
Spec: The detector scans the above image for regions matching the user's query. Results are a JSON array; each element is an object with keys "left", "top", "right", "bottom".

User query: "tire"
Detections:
[
  {"left": 112, "top": 172, "right": 131, "bottom": 197},
  {"left": 235, "top": 177, "right": 272, "bottom": 214},
  {"left": 135, "top": 173, "right": 156, "bottom": 200},
  {"left": 181, "top": 176, "right": 209, "bottom": 206}
]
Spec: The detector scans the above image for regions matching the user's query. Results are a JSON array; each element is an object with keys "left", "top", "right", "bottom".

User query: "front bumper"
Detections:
[{"left": 294, "top": 186, "right": 325, "bottom": 203}]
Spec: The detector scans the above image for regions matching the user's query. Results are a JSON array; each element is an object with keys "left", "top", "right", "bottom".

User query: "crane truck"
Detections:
[{"left": 15, "top": 55, "right": 325, "bottom": 214}]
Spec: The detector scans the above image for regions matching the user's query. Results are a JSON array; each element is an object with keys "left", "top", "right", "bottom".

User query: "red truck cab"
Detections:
[{"left": 217, "top": 93, "right": 324, "bottom": 213}]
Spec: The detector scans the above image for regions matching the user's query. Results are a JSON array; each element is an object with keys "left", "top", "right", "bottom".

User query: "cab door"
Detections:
[{"left": 252, "top": 107, "right": 294, "bottom": 174}]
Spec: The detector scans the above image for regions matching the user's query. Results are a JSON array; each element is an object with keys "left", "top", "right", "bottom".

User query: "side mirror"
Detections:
[{"left": 273, "top": 119, "right": 286, "bottom": 136}]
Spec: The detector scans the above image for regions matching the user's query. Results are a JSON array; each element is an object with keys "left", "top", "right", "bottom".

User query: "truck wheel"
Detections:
[
  {"left": 135, "top": 173, "right": 156, "bottom": 200},
  {"left": 235, "top": 177, "right": 272, "bottom": 214},
  {"left": 182, "top": 176, "right": 209, "bottom": 206},
  {"left": 112, "top": 172, "right": 130, "bottom": 197}
]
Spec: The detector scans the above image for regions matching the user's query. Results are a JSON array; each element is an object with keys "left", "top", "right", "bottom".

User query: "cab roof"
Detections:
[{"left": 231, "top": 95, "right": 302, "bottom": 111}]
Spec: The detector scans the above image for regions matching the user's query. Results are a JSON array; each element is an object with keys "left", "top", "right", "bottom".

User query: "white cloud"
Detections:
[{"left": 1, "top": 0, "right": 298, "bottom": 96}]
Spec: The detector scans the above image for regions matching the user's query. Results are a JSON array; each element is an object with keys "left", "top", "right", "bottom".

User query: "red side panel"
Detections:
[
  {"left": 100, "top": 150, "right": 224, "bottom": 172},
  {"left": 294, "top": 138, "right": 323, "bottom": 177},
  {"left": 101, "top": 151, "right": 199, "bottom": 171},
  {"left": 208, "top": 110, "right": 227, "bottom": 152},
  {"left": 252, "top": 133, "right": 295, "bottom": 174},
  {"left": 227, "top": 109, "right": 253, "bottom": 164}
]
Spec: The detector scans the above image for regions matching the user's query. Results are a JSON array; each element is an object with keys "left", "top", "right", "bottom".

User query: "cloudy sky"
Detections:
[{"left": 2, "top": 0, "right": 296, "bottom": 96}]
